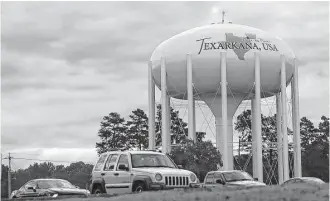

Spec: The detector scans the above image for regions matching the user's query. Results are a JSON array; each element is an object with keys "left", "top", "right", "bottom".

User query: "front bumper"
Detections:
[
  {"left": 148, "top": 182, "right": 200, "bottom": 190},
  {"left": 149, "top": 182, "right": 166, "bottom": 190},
  {"left": 190, "top": 183, "right": 201, "bottom": 188}
]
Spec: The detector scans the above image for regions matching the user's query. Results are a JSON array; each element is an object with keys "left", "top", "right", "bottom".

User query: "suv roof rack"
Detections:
[
  {"left": 108, "top": 148, "right": 128, "bottom": 152},
  {"left": 145, "top": 149, "right": 162, "bottom": 153}
]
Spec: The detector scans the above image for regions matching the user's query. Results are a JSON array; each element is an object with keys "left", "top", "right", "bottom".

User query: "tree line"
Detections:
[
  {"left": 234, "top": 111, "right": 329, "bottom": 184},
  {"left": 1, "top": 161, "right": 93, "bottom": 198},
  {"left": 95, "top": 104, "right": 206, "bottom": 154},
  {"left": 1, "top": 104, "right": 328, "bottom": 198}
]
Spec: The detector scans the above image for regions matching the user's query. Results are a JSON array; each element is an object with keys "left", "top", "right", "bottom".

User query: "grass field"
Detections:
[{"left": 5, "top": 183, "right": 329, "bottom": 201}]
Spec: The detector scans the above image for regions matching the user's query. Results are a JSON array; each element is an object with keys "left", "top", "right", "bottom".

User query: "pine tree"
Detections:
[
  {"left": 96, "top": 112, "right": 128, "bottom": 155},
  {"left": 126, "top": 108, "right": 149, "bottom": 150}
]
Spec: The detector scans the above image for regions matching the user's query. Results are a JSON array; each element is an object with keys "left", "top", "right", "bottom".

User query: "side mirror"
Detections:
[
  {"left": 177, "top": 165, "right": 183, "bottom": 169},
  {"left": 75, "top": 185, "right": 80, "bottom": 189},
  {"left": 118, "top": 164, "right": 129, "bottom": 171},
  {"left": 216, "top": 179, "right": 225, "bottom": 185},
  {"left": 254, "top": 178, "right": 258, "bottom": 181}
]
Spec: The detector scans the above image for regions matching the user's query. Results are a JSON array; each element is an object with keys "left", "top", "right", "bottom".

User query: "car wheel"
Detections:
[
  {"left": 133, "top": 182, "right": 145, "bottom": 193},
  {"left": 92, "top": 185, "right": 103, "bottom": 194}
]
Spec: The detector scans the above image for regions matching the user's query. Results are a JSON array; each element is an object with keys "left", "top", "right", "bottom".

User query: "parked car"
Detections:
[
  {"left": 281, "top": 177, "right": 325, "bottom": 187},
  {"left": 11, "top": 178, "right": 90, "bottom": 198},
  {"left": 202, "top": 170, "right": 266, "bottom": 190},
  {"left": 90, "top": 150, "right": 199, "bottom": 195}
]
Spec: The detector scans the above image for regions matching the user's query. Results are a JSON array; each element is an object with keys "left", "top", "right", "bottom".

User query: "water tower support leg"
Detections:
[
  {"left": 166, "top": 95, "right": 172, "bottom": 153},
  {"left": 192, "top": 98, "right": 196, "bottom": 140},
  {"left": 187, "top": 54, "right": 196, "bottom": 142},
  {"left": 251, "top": 99, "right": 257, "bottom": 178},
  {"left": 215, "top": 118, "right": 222, "bottom": 168},
  {"left": 291, "top": 58, "right": 302, "bottom": 177},
  {"left": 148, "top": 61, "right": 156, "bottom": 150},
  {"left": 253, "top": 52, "right": 263, "bottom": 182},
  {"left": 280, "top": 55, "right": 290, "bottom": 181},
  {"left": 220, "top": 51, "right": 229, "bottom": 170},
  {"left": 227, "top": 121, "right": 234, "bottom": 170},
  {"left": 276, "top": 92, "right": 284, "bottom": 184},
  {"left": 161, "top": 57, "right": 170, "bottom": 153}
]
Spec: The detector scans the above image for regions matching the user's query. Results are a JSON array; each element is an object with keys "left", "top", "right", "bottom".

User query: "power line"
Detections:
[
  {"left": 8, "top": 152, "right": 41, "bottom": 156},
  {"left": 11, "top": 157, "right": 94, "bottom": 165}
]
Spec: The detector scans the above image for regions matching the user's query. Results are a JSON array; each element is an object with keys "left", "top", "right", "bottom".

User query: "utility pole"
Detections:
[
  {"left": 1, "top": 153, "right": 2, "bottom": 183},
  {"left": 7, "top": 153, "right": 12, "bottom": 199}
]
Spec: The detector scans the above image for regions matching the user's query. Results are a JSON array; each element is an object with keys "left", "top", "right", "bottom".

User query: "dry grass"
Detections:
[{"left": 6, "top": 183, "right": 329, "bottom": 201}]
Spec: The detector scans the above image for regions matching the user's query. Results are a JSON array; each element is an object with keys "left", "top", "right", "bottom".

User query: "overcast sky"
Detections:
[{"left": 1, "top": 1, "right": 329, "bottom": 169}]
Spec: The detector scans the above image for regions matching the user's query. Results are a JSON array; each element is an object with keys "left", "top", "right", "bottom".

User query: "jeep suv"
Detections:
[{"left": 90, "top": 150, "right": 199, "bottom": 194}]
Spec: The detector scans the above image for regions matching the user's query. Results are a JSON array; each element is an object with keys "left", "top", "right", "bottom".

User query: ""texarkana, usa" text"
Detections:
[{"left": 196, "top": 37, "right": 278, "bottom": 54}]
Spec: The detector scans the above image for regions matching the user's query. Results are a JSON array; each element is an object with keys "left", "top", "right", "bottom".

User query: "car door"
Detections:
[
  {"left": 203, "top": 173, "right": 215, "bottom": 189},
  {"left": 20, "top": 181, "right": 39, "bottom": 197},
  {"left": 102, "top": 153, "right": 120, "bottom": 195},
  {"left": 112, "top": 154, "right": 132, "bottom": 194}
]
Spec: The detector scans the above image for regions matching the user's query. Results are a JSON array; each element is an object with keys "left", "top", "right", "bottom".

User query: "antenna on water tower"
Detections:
[{"left": 222, "top": 10, "right": 225, "bottom": 24}]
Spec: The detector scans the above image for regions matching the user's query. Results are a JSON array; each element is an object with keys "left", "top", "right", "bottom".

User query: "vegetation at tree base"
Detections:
[
  {"left": 169, "top": 139, "right": 222, "bottom": 181},
  {"left": 1, "top": 104, "right": 328, "bottom": 198}
]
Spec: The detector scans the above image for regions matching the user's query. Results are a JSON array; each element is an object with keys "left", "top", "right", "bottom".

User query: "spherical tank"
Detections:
[{"left": 150, "top": 23, "right": 295, "bottom": 100}]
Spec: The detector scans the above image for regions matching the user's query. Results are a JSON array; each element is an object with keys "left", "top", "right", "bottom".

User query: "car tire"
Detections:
[
  {"left": 92, "top": 185, "right": 103, "bottom": 194},
  {"left": 133, "top": 182, "right": 145, "bottom": 193}
]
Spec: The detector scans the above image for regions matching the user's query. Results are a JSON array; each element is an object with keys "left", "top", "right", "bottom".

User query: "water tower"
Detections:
[{"left": 147, "top": 23, "right": 301, "bottom": 183}]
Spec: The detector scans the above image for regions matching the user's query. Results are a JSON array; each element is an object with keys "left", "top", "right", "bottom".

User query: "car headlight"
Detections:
[
  {"left": 155, "top": 173, "right": 163, "bottom": 181},
  {"left": 190, "top": 173, "right": 197, "bottom": 182}
]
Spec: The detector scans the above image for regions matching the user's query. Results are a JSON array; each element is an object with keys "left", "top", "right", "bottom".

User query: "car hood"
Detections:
[
  {"left": 226, "top": 180, "right": 266, "bottom": 187},
  {"left": 132, "top": 167, "right": 192, "bottom": 176},
  {"left": 47, "top": 188, "right": 90, "bottom": 195}
]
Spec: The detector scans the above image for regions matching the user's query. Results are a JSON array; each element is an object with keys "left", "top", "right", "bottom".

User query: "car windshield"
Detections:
[
  {"left": 222, "top": 171, "right": 254, "bottom": 182},
  {"left": 131, "top": 154, "right": 177, "bottom": 168},
  {"left": 37, "top": 180, "right": 75, "bottom": 189}
]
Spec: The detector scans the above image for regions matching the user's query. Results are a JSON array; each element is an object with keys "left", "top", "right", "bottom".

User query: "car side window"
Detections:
[
  {"left": 94, "top": 154, "right": 108, "bottom": 171},
  {"left": 104, "top": 154, "right": 119, "bottom": 171},
  {"left": 214, "top": 173, "right": 224, "bottom": 184},
  {"left": 25, "top": 181, "right": 37, "bottom": 189},
  {"left": 116, "top": 154, "right": 129, "bottom": 171},
  {"left": 205, "top": 173, "right": 214, "bottom": 184}
]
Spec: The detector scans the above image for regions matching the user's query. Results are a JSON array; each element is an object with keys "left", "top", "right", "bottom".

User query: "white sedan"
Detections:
[{"left": 281, "top": 177, "right": 325, "bottom": 187}]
